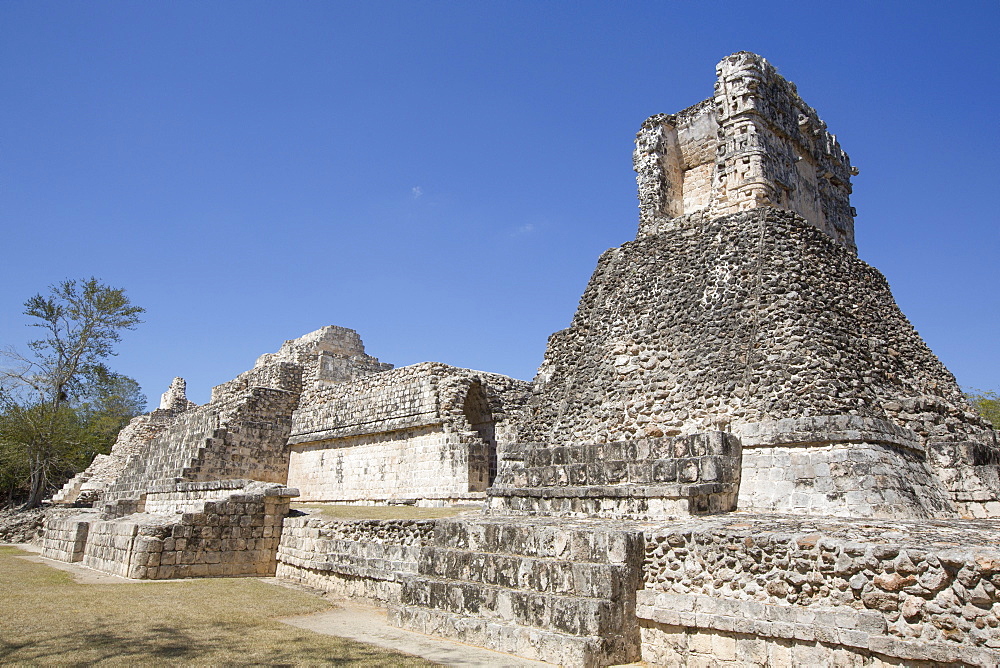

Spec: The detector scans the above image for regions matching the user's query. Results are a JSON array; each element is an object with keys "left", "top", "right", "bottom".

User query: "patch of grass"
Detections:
[
  {"left": 291, "top": 503, "right": 477, "bottom": 520},
  {"left": 0, "top": 546, "right": 433, "bottom": 666}
]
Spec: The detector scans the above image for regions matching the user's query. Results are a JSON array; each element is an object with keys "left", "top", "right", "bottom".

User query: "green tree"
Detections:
[
  {"left": 967, "top": 388, "right": 1000, "bottom": 429},
  {"left": 0, "top": 278, "right": 145, "bottom": 508}
]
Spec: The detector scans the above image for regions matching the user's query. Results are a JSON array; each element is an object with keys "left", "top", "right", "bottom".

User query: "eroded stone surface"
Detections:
[{"left": 636, "top": 52, "right": 857, "bottom": 249}]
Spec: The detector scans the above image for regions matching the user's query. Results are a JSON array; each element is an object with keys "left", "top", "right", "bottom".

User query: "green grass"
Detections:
[
  {"left": 0, "top": 546, "right": 434, "bottom": 666},
  {"left": 291, "top": 503, "right": 477, "bottom": 520}
]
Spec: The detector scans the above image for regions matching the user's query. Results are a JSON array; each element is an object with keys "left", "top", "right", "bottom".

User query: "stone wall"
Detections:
[
  {"left": 390, "top": 516, "right": 645, "bottom": 666},
  {"left": 276, "top": 515, "right": 433, "bottom": 603},
  {"left": 735, "top": 416, "right": 958, "bottom": 518},
  {"left": 287, "top": 362, "right": 530, "bottom": 503},
  {"left": 288, "top": 427, "right": 491, "bottom": 504},
  {"left": 270, "top": 510, "right": 1000, "bottom": 665},
  {"left": 40, "top": 511, "right": 94, "bottom": 561},
  {"left": 638, "top": 514, "right": 1000, "bottom": 666},
  {"left": 635, "top": 52, "right": 857, "bottom": 249},
  {"left": 928, "top": 439, "right": 1000, "bottom": 519}
]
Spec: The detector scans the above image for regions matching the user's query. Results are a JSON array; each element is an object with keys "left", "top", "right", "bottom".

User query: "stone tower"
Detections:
[{"left": 634, "top": 52, "right": 858, "bottom": 249}]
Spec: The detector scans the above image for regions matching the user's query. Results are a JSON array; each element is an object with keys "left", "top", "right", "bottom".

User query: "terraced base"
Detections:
[{"left": 389, "top": 517, "right": 643, "bottom": 666}]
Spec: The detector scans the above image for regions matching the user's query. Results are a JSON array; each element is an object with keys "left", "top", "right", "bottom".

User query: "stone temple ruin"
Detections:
[{"left": 41, "top": 52, "right": 1000, "bottom": 666}]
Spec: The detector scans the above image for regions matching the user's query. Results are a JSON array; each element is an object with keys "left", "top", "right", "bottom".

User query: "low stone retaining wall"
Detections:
[
  {"left": 638, "top": 514, "right": 1000, "bottom": 666},
  {"left": 275, "top": 515, "right": 433, "bottom": 603},
  {"left": 269, "top": 511, "right": 1000, "bottom": 666},
  {"left": 40, "top": 511, "right": 95, "bottom": 562}
]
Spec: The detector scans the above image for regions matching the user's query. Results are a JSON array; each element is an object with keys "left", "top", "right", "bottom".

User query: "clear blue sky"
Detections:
[{"left": 2, "top": 1, "right": 997, "bottom": 405}]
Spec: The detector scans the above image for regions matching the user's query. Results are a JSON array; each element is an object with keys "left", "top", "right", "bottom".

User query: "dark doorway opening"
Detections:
[{"left": 463, "top": 382, "right": 497, "bottom": 488}]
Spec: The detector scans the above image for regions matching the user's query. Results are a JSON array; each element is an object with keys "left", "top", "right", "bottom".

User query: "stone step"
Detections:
[
  {"left": 399, "top": 574, "right": 628, "bottom": 638},
  {"left": 389, "top": 604, "right": 627, "bottom": 667},
  {"left": 427, "top": 518, "right": 643, "bottom": 565},
  {"left": 416, "top": 545, "right": 633, "bottom": 599},
  {"left": 52, "top": 472, "right": 89, "bottom": 504}
]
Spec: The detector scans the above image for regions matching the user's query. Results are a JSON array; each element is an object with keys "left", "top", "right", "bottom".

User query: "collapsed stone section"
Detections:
[
  {"left": 636, "top": 52, "right": 857, "bottom": 249},
  {"left": 252, "top": 324, "right": 392, "bottom": 385},
  {"left": 42, "top": 481, "right": 297, "bottom": 579},
  {"left": 287, "top": 362, "right": 531, "bottom": 504},
  {"left": 159, "top": 376, "right": 197, "bottom": 411}
]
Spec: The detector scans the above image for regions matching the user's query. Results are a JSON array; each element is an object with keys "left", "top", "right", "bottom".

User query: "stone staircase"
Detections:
[
  {"left": 51, "top": 461, "right": 104, "bottom": 504},
  {"left": 103, "top": 387, "right": 296, "bottom": 503},
  {"left": 389, "top": 516, "right": 644, "bottom": 667}
]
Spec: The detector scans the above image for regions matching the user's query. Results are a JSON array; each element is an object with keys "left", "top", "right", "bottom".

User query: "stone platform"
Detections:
[
  {"left": 42, "top": 480, "right": 298, "bottom": 579},
  {"left": 273, "top": 509, "right": 1000, "bottom": 666}
]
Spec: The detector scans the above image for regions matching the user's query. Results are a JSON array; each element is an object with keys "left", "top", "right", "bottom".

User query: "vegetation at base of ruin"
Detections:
[
  {"left": 0, "top": 278, "right": 146, "bottom": 509},
  {"left": 292, "top": 503, "right": 475, "bottom": 520},
  {"left": 966, "top": 388, "right": 1000, "bottom": 429},
  {"left": 0, "top": 546, "right": 432, "bottom": 666}
]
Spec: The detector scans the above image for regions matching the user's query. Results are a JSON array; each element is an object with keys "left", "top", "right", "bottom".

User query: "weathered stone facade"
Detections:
[
  {"left": 35, "top": 52, "right": 1000, "bottom": 666},
  {"left": 52, "top": 378, "right": 198, "bottom": 506},
  {"left": 516, "top": 206, "right": 997, "bottom": 519},
  {"left": 288, "top": 362, "right": 530, "bottom": 504},
  {"left": 636, "top": 52, "right": 857, "bottom": 249}
]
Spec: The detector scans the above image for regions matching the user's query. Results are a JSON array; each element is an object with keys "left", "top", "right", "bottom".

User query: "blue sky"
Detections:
[{"left": 1, "top": 1, "right": 997, "bottom": 405}]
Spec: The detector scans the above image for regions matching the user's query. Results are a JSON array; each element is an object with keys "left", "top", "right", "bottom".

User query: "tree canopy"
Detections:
[
  {"left": 967, "top": 388, "right": 1000, "bottom": 430},
  {"left": 0, "top": 278, "right": 146, "bottom": 508}
]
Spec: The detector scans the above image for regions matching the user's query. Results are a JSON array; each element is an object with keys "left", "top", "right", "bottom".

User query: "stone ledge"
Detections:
[
  {"left": 636, "top": 591, "right": 999, "bottom": 665},
  {"left": 734, "top": 416, "right": 923, "bottom": 452}
]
